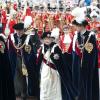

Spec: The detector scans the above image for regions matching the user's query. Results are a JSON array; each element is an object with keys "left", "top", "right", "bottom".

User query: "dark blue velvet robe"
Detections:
[
  {"left": 50, "top": 46, "right": 78, "bottom": 100},
  {"left": 72, "top": 31, "right": 99, "bottom": 100},
  {"left": 0, "top": 36, "right": 15, "bottom": 100},
  {"left": 7, "top": 33, "right": 40, "bottom": 98}
]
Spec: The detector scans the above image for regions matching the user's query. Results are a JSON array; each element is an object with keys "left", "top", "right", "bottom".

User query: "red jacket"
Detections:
[
  {"left": 9, "top": 19, "right": 16, "bottom": 34},
  {"left": 59, "top": 33, "right": 73, "bottom": 53}
]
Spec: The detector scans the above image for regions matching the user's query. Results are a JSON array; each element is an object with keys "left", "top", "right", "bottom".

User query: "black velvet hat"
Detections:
[
  {"left": 13, "top": 23, "right": 24, "bottom": 30},
  {"left": 72, "top": 18, "right": 88, "bottom": 27},
  {"left": 41, "top": 31, "right": 51, "bottom": 39}
]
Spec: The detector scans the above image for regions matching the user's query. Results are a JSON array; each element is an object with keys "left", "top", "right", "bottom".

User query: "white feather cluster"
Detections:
[
  {"left": 71, "top": 7, "right": 85, "bottom": 18},
  {"left": 51, "top": 27, "right": 60, "bottom": 39},
  {"left": 76, "top": 17, "right": 86, "bottom": 24},
  {"left": 90, "top": 10, "right": 99, "bottom": 18},
  {"left": 24, "top": 16, "right": 32, "bottom": 29}
]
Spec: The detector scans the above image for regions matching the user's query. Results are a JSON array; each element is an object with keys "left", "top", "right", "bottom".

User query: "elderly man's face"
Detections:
[
  {"left": 75, "top": 25, "right": 85, "bottom": 32},
  {"left": 43, "top": 37, "right": 53, "bottom": 45},
  {"left": 16, "top": 30, "right": 24, "bottom": 36},
  {"left": 63, "top": 28, "right": 69, "bottom": 34}
]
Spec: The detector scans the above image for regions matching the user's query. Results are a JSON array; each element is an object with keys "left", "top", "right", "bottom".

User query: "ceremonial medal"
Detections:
[
  {"left": 24, "top": 45, "right": 32, "bottom": 54},
  {"left": 53, "top": 54, "right": 59, "bottom": 60},
  {"left": 85, "top": 43, "right": 93, "bottom": 53},
  {"left": 0, "top": 41, "right": 5, "bottom": 53}
]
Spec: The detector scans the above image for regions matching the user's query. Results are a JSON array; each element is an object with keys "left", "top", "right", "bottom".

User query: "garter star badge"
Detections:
[{"left": 53, "top": 54, "right": 59, "bottom": 60}]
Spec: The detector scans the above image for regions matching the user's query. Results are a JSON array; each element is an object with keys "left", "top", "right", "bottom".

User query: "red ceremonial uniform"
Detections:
[
  {"left": 42, "top": 13, "right": 48, "bottom": 23},
  {"left": 90, "top": 21, "right": 99, "bottom": 30},
  {"left": 26, "top": 7, "right": 32, "bottom": 16},
  {"left": 1, "top": 9, "right": 7, "bottom": 34},
  {"left": 54, "top": 13, "right": 60, "bottom": 25},
  {"left": 38, "top": 21, "right": 43, "bottom": 38},
  {"left": 97, "top": 34, "right": 100, "bottom": 68},
  {"left": 65, "top": 14, "right": 74, "bottom": 25},
  {"left": 49, "top": 14, "right": 55, "bottom": 30},
  {"left": 59, "top": 33, "right": 73, "bottom": 53},
  {"left": 44, "top": 21, "right": 50, "bottom": 32},
  {"left": 86, "top": 18, "right": 91, "bottom": 30},
  {"left": 96, "top": 24, "right": 100, "bottom": 68},
  {"left": 13, "top": 3, "right": 17, "bottom": 11},
  {"left": 8, "top": 19, "right": 16, "bottom": 34}
]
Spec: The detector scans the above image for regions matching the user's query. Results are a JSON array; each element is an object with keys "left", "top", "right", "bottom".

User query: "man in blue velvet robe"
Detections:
[
  {"left": 7, "top": 23, "right": 40, "bottom": 100},
  {"left": 71, "top": 17, "right": 99, "bottom": 100}
]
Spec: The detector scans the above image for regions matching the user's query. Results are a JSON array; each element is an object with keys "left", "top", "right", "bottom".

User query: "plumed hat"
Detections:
[
  {"left": 72, "top": 17, "right": 88, "bottom": 26},
  {"left": 71, "top": 7, "right": 85, "bottom": 18}
]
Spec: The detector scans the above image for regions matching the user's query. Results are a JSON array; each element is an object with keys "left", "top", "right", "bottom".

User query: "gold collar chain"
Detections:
[
  {"left": 13, "top": 41, "right": 26, "bottom": 50},
  {"left": 76, "top": 35, "right": 92, "bottom": 53}
]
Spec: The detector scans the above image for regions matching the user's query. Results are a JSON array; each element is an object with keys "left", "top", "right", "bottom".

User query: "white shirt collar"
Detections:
[
  {"left": 63, "top": 34, "right": 71, "bottom": 44},
  {"left": 80, "top": 29, "right": 86, "bottom": 35}
]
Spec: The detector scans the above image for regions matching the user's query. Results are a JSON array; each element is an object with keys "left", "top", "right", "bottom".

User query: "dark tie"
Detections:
[
  {"left": 17, "top": 37, "right": 21, "bottom": 47},
  {"left": 44, "top": 44, "right": 49, "bottom": 53},
  {"left": 77, "top": 32, "right": 84, "bottom": 47}
]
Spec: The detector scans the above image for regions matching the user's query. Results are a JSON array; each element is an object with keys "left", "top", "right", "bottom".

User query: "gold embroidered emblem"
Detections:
[
  {"left": 85, "top": 43, "right": 93, "bottom": 53},
  {"left": 24, "top": 45, "right": 31, "bottom": 54}
]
